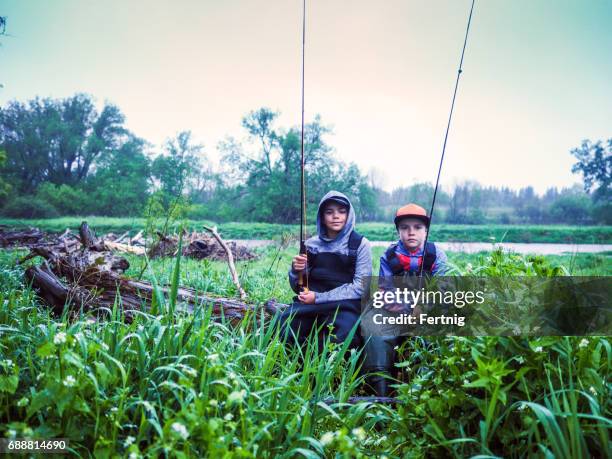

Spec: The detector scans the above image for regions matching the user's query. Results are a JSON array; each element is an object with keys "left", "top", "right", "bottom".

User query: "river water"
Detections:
[{"left": 230, "top": 240, "right": 612, "bottom": 255}]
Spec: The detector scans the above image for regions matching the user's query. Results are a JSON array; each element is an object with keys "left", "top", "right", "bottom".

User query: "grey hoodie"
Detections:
[{"left": 289, "top": 190, "right": 372, "bottom": 303}]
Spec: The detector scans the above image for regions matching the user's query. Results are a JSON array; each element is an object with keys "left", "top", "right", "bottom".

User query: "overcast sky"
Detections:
[{"left": 1, "top": 0, "right": 611, "bottom": 193}]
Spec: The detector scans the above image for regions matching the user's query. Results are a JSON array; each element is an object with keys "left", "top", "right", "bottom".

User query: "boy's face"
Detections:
[
  {"left": 322, "top": 202, "right": 348, "bottom": 236},
  {"left": 397, "top": 217, "right": 428, "bottom": 251}
]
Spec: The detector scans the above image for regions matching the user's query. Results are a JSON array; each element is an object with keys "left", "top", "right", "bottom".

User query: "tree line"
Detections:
[{"left": 0, "top": 94, "right": 609, "bottom": 224}]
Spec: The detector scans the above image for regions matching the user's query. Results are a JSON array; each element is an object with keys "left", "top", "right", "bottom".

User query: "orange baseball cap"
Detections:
[{"left": 394, "top": 203, "right": 430, "bottom": 227}]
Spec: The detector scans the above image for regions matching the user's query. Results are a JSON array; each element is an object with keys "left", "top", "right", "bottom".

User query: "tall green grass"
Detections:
[
  {"left": 0, "top": 245, "right": 610, "bottom": 457},
  {"left": 0, "top": 250, "right": 386, "bottom": 457}
]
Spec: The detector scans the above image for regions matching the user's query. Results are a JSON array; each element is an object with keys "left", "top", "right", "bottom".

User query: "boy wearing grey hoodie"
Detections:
[{"left": 281, "top": 190, "right": 372, "bottom": 348}]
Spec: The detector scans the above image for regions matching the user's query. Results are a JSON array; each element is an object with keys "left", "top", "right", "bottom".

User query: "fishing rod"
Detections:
[
  {"left": 418, "top": 0, "right": 476, "bottom": 277},
  {"left": 298, "top": 0, "right": 309, "bottom": 292}
]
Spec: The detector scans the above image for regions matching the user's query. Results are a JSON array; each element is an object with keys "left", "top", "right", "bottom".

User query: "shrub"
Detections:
[
  {"left": 1, "top": 196, "right": 59, "bottom": 218},
  {"left": 591, "top": 201, "right": 612, "bottom": 225},
  {"left": 35, "top": 183, "right": 89, "bottom": 215},
  {"left": 548, "top": 194, "right": 593, "bottom": 224}
]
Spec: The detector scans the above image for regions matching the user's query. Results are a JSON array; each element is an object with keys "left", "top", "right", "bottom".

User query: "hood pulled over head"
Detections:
[{"left": 316, "top": 190, "right": 355, "bottom": 242}]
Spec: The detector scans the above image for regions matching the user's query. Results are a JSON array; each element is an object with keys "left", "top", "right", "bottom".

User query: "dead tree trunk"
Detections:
[{"left": 20, "top": 221, "right": 284, "bottom": 322}]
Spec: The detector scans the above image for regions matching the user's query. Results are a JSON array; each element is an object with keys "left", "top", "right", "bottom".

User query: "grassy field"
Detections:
[
  {"left": 0, "top": 243, "right": 610, "bottom": 456},
  {"left": 1, "top": 217, "right": 612, "bottom": 243}
]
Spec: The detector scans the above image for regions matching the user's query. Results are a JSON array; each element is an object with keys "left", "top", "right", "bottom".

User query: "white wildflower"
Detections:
[
  {"left": 128, "top": 453, "right": 140, "bottom": 459},
  {"left": 101, "top": 343, "right": 109, "bottom": 351},
  {"left": 171, "top": 422, "right": 189, "bottom": 440},
  {"left": 36, "top": 372, "right": 45, "bottom": 381},
  {"left": 228, "top": 389, "right": 246, "bottom": 404},
  {"left": 375, "top": 435, "right": 388, "bottom": 446},
  {"left": 110, "top": 407, "right": 118, "bottom": 413},
  {"left": 466, "top": 263, "right": 473, "bottom": 273},
  {"left": 224, "top": 413, "right": 234, "bottom": 421},
  {"left": 74, "top": 332, "right": 84, "bottom": 341},
  {"left": 589, "top": 386, "right": 597, "bottom": 396},
  {"left": 54, "top": 332, "right": 67, "bottom": 345},
  {"left": 579, "top": 338, "right": 589, "bottom": 349},
  {"left": 209, "top": 399, "right": 218, "bottom": 407},
  {"left": 63, "top": 375, "right": 76, "bottom": 387},
  {"left": 533, "top": 346, "right": 543, "bottom": 353},
  {"left": 463, "top": 379, "right": 470, "bottom": 385},
  {"left": 124, "top": 436, "right": 136, "bottom": 447},
  {"left": 352, "top": 427, "right": 366, "bottom": 441},
  {"left": 207, "top": 354, "right": 219, "bottom": 363},
  {"left": 518, "top": 403, "right": 527, "bottom": 411},
  {"left": 17, "top": 397, "right": 29, "bottom": 407},
  {"left": 184, "top": 368, "right": 197, "bottom": 378},
  {"left": 4, "top": 359, "right": 13, "bottom": 367},
  {"left": 516, "top": 356, "right": 525, "bottom": 364},
  {"left": 228, "top": 371, "right": 237, "bottom": 381},
  {"left": 320, "top": 431, "right": 335, "bottom": 446}
]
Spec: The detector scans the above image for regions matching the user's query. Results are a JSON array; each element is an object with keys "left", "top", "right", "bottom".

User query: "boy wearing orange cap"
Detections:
[
  {"left": 380, "top": 203, "right": 447, "bottom": 277},
  {"left": 363, "top": 203, "right": 447, "bottom": 396}
]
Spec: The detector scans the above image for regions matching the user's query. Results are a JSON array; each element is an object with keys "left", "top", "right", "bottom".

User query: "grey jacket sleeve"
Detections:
[{"left": 314, "top": 238, "right": 373, "bottom": 303}]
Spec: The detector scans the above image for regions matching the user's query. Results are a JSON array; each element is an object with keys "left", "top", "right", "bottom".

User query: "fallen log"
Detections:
[
  {"left": 104, "top": 240, "right": 146, "bottom": 255},
  {"left": 25, "top": 254, "right": 280, "bottom": 322},
  {"left": 0, "top": 227, "right": 46, "bottom": 248},
  {"left": 113, "top": 231, "right": 130, "bottom": 243},
  {"left": 148, "top": 231, "right": 256, "bottom": 261},
  {"left": 25, "top": 264, "right": 96, "bottom": 314},
  {"left": 130, "top": 230, "right": 144, "bottom": 244},
  {"left": 79, "top": 221, "right": 106, "bottom": 251},
  {"left": 21, "top": 222, "right": 283, "bottom": 323}
]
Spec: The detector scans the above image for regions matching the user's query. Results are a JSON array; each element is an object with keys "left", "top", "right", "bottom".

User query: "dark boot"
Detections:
[
  {"left": 362, "top": 336, "right": 401, "bottom": 397},
  {"left": 365, "top": 373, "right": 392, "bottom": 397}
]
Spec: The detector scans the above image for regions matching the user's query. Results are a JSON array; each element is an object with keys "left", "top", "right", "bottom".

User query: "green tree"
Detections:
[
  {"left": 571, "top": 139, "right": 611, "bottom": 202},
  {"left": 571, "top": 139, "right": 611, "bottom": 224},
  {"left": 548, "top": 192, "right": 592, "bottom": 224},
  {"left": 146, "top": 131, "right": 206, "bottom": 235},
  {"left": 85, "top": 136, "right": 152, "bottom": 216},
  {"left": 0, "top": 149, "right": 11, "bottom": 206},
  {"left": 0, "top": 94, "right": 127, "bottom": 191},
  {"left": 217, "top": 108, "right": 376, "bottom": 223},
  {"left": 151, "top": 131, "right": 204, "bottom": 202}
]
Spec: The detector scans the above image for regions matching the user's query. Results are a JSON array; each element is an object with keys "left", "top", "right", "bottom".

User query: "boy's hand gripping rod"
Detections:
[{"left": 298, "top": 0, "right": 308, "bottom": 293}]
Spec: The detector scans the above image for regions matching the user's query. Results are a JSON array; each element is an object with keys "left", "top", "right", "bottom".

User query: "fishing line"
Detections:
[{"left": 419, "top": 0, "right": 476, "bottom": 277}]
